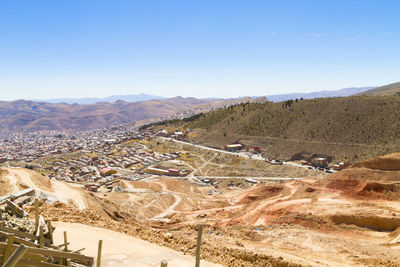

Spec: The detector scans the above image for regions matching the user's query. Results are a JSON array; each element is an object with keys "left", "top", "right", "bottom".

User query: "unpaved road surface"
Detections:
[
  {"left": 53, "top": 222, "right": 222, "bottom": 267},
  {"left": 4, "top": 168, "right": 87, "bottom": 209}
]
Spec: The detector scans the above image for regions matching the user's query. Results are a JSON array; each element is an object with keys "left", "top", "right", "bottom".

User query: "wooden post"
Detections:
[
  {"left": 63, "top": 231, "right": 69, "bottom": 266},
  {"left": 34, "top": 198, "right": 39, "bottom": 234},
  {"left": 96, "top": 240, "right": 103, "bottom": 267},
  {"left": 63, "top": 231, "right": 68, "bottom": 252},
  {"left": 47, "top": 219, "right": 54, "bottom": 244},
  {"left": 39, "top": 225, "right": 44, "bottom": 248},
  {"left": 195, "top": 224, "right": 204, "bottom": 267},
  {"left": 4, "top": 234, "right": 15, "bottom": 261},
  {"left": 160, "top": 259, "right": 168, "bottom": 267},
  {"left": 3, "top": 244, "right": 27, "bottom": 267}
]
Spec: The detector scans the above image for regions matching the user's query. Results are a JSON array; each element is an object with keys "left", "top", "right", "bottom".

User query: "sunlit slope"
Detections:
[
  {"left": 151, "top": 95, "right": 400, "bottom": 161},
  {"left": 357, "top": 81, "right": 400, "bottom": 96}
]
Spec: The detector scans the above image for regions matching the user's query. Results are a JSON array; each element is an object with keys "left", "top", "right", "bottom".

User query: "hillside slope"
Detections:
[
  {"left": 266, "top": 86, "right": 374, "bottom": 102},
  {"left": 357, "top": 81, "right": 400, "bottom": 96},
  {"left": 154, "top": 96, "right": 400, "bottom": 161},
  {"left": 0, "top": 97, "right": 214, "bottom": 135}
]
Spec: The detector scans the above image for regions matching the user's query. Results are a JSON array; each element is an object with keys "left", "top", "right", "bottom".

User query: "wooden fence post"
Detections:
[
  {"left": 63, "top": 231, "right": 68, "bottom": 252},
  {"left": 4, "top": 234, "right": 15, "bottom": 261},
  {"left": 160, "top": 259, "right": 168, "bottom": 267},
  {"left": 195, "top": 224, "right": 204, "bottom": 267},
  {"left": 96, "top": 240, "right": 103, "bottom": 267},
  {"left": 46, "top": 219, "right": 54, "bottom": 244},
  {"left": 34, "top": 198, "right": 39, "bottom": 234},
  {"left": 3, "top": 244, "right": 28, "bottom": 267},
  {"left": 39, "top": 225, "right": 44, "bottom": 248}
]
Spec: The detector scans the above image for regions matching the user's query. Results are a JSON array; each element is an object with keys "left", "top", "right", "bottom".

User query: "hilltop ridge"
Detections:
[
  {"left": 149, "top": 95, "right": 400, "bottom": 161},
  {"left": 357, "top": 81, "right": 400, "bottom": 96},
  {"left": 0, "top": 97, "right": 215, "bottom": 135}
]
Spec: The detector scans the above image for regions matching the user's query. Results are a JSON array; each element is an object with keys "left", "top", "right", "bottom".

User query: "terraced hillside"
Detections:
[{"left": 149, "top": 95, "right": 400, "bottom": 161}]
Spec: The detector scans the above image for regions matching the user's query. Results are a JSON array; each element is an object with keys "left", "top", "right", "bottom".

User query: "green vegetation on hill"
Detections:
[
  {"left": 187, "top": 96, "right": 400, "bottom": 144},
  {"left": 152, "top": 96, "right": 400, "bottom": 161}
]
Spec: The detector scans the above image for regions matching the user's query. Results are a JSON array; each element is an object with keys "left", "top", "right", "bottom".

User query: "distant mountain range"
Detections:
[
  {"left": 265, "top": 87, "right": 376, "bottom": 102},
  {"left": 0, "top": 97, "right": 215, "bottom": 135},
  {"left": 30, "top": 86, "right": 378, "bottom": 105},
  {"left": 1, "top": 84, "right": 392, "bottom": 135},
  {"left": 34, "top": 93, "right": 164, "bottom": 105}
]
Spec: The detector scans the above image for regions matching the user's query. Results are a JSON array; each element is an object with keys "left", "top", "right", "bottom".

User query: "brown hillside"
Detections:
[
  {"left": 358, "top": 81, "right": 400, "bottom": 96},
  {"left": 323, "top": 153, "right": 400, "bottom": 200},
  {"left": 351, "top": 153, "right": 400, "bottom": 171},
  {"left": 152, "top": 95, "right": 400, "bottom": 161},
  {"left": 0, "top": 97, "right": 215, "bottom": 135}
]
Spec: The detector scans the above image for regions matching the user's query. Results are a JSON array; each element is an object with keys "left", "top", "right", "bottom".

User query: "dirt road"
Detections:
[
  {"left": 4, "top": 168, "right": 87, "bottom": 210},
  {"left": 53, "top": 222, "right": 222, "bottom": 267}
]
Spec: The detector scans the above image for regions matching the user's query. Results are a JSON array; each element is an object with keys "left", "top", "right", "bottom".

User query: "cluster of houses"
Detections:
[
  {"left": 155, "top": 130, "right": 186, "bottom": 139},
  {"left": 0, "top": 96, "right": 266, "bottom": 166},
  {"left": 144, "top": 166, "right": 190, "bottom": 177},
  {"left": 0, "top": 123, "right": 143, "bottom": 163},
  {"left": 223, "top": 142, "right": 263, "bottom": 154},
  {"left": 301, "top": 157, "right": 349, "bottom": 171},
  {"left": 45, "top": 145, "right": 180, "bottom": 184}
]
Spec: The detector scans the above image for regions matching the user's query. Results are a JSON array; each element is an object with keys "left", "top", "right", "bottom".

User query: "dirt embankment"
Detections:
[
  {"left": 0, "top": 168, "right": 11, "bottom": 196},
  {"left": 322, "top": 152, "right": 400, "bottom": 200},
  {"left": 30, "top": 202, "right": 304, "bottom": 267},
  {"left": 239, "top": 185, "right": 284, "bottom": 204},
  {"left": 351, "top": 152, "right": 400, "bottom": 170}
]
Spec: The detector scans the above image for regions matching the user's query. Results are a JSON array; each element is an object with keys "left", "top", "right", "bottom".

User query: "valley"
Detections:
[
  {"left": 2, "top": 90, "right": 400, "bottom": 266},
  {"left": 1, "top": 122, "right": 400, "bottom": 266}
]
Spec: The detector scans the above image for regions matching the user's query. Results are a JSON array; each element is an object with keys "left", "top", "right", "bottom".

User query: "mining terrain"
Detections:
[{"left": 1, "top": 151, "right": 400, "bottom": 266}]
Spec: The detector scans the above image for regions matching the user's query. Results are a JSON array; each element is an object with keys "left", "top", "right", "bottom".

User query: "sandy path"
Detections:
[
  {"left": 5, "top": 168, "right": 87, "bottom": 210},
  {"left": 150, "top": 193, "right": 182, "bottom": 220},
  {"left": 53, "top": 222, "right": 222, "bottom": 267},
  {"left": 150, "top": 181, "right": 182, "bottom": 220}
]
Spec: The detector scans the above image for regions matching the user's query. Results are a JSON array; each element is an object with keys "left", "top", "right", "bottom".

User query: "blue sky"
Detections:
[{"left": 0, "top": 0, "right": 399, "bottom": 100}]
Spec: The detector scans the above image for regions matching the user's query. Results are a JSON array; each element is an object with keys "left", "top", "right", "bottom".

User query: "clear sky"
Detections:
[{"left": 1, "top": 0, "right": 399, "bottom": 100}]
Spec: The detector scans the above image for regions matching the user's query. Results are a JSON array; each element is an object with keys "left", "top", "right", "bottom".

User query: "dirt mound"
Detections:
[
  {"left": 128, "top": 181, "right": 163, "bottom": 191},
  {"left": 324, "top": 166, "right": 400, "bottom": 182},
  {"left": 357, "top": 182, "right": 400, "bottom": 200},
  {"left": 331, "top": 215, "right": 400, "bottom": 231},
  {"left": 0, "top": 168, "right": 11, "bottom": 195},
  {"left": 30, "top": 171, "right": 53, "bottom": 190},
  {"left": 325, "top": 179, "right": 400, "bottom": 200},
  {"left": 162, "top": 179, "right": 201, "bottom": 194},
  {"left": 325, "top": 179, "right": 365, "bottom": 194},
  {"left": 239, "top": 185, "right": 283, "bottom": 204},
  {"left": 323, "top": 154, "right": 400, "bottom": 199},
  {"left": 351, "top": 152, "right": 400, "bottom": 171}
]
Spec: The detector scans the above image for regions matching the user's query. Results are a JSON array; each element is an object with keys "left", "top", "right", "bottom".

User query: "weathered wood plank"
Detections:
[
  {"left": 11, "top": 188, "right": 35, "bottom": 200},
  {"left": 26, "top": 247, "right": 94, "bottom": 262},
  {"left": 4, "top": 234, "right": 15, "bottom": 261},
  {"left": 0, "top": 226, "right": 51, "bottom": 244},
  {"left": 3, "top": 244, "right": 28, "bottom": 267},
  {"left": 16, "top": 259, "right": 65, "bottom": 267},
  {"left": 6, "top": 200, "right": 28, "bottom": 218},
  {"left": 0, "top": 243, "right": 94, "bottom": 263}
]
